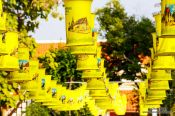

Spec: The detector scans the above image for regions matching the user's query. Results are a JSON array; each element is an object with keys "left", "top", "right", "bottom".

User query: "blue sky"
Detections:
[{"left": 31, "top": 0, "right": 160, "bottom": 43}]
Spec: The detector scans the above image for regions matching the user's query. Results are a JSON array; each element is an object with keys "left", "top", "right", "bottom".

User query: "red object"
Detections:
[
  {"left": 106, "top": 56, "right": 110, "bottom": 61},
  {"left": 165, "top": 7, "right": 170, "bottom": 13}
]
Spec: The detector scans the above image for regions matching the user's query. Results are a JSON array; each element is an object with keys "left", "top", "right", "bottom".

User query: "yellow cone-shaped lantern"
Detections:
[
  {"left": 156, "top": 37, "right": 175, "bottom": 56},
  {"left": 20, "top": 80, "right": 38, "bottom": 91},
  {"left": 29, "top": 60, "right": 39, "bottom": 79},
  {"left": 9, "top": 60, "right": 39, "bottom": 81},
  {"left": 0, "top": 0, "right": 2, "bottom": 14},
  {"left": 77, "top": 55, "right": 98, "bottom": 70},
  {"left": 147, "top": 89, "right": 167, "bottom": 98},
  {"left": 87, "top": 78, "right": 106, "bottom": 90},
  {"left": 149, "top": 80, "right": 169, "bottom": 90},
  {"left": 64, "top": 0, "right": 94, "bottom": 46},
  {"left": 18, "top": 47, "right": 29, "bottom": 73},
  {"left": 145, "top": 99, "right": 163, "bottom": 105},
  {"left": 82, "top": 68, "right": 105, "bottom": 79},
  {"left": 70, "top": 43, "right": 97, "bottom": 55},
  {"left": 5, "top": 32, "right": 18, "bottom": 55},
  {"left": 153, "top": 13, "right": 161, "bottom": 36},
  {"left": 0, "top": 55, "right": 19, "bottom": 71},
  {"left": 151, "top": 70, "right": 172, "bottom": 80},
  {"left": 0, "top": 34, "right": 8, "bottom": 55},
  {"left": 161, "top": 0, "right": 175, "bottom": 35},
  {"left": 0, "top": 13, "right": 6, "bottom": 33},
  {"left": 152, "top": 56, "right": 175, "bottom": 70},
  {"left": 151, "top": 32, "right": 157, "bottom": 54}
]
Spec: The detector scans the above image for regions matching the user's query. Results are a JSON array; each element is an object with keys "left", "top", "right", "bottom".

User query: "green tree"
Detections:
[
  {"left": 97, "top": 0, "right": 155, "bottom": 81},
  {"left": 39, "top": 49, "right": 82, "bottom": 88},
  {"left": 3, "top": 0, "right": 60, "bottom": 32},
  {"left": 26, "top": 102, "right": 50, "bottom": 116},
  {"left": 0, "top": 72, "right": 25, "bottom": 116}
]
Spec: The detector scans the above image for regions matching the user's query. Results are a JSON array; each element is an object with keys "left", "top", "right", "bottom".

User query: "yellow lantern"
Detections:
[
  {"left": 151, "top": 33, "right": 157, "bottom": 54},
  {"left": 0, "top": 13, "right": 6, "bottom": 33},
  {"left": 152, "top": 56, "right": 175, "bottom": 70},
  {"left": 10, "top": 60, "right": 39, "bottom": 81},
  {"left": 145, "top": 104, "right": 160, "bottom": 109},
  {"left": 77, "top": 55, "right": 98, "bottom": 70},
  {"left": 37, "top": 75, "right": 51, "bottom": 91},
  {"left": 149, "top": 80, "right": 169, "bottom": 90},
  {"left": 5, "top": 32, "right": 18, "bottom": 55},
  {"left": 34, "top": 91, "right": 51, "bottom": 102},
  {"left": 153, "top": 13, "right": 161, "bottom": 36},
  {"left": 70, "top": 43, "right": 97, "bottom": 55},
  {"left": 0, "top": 0, "right": 2, "bottom": 14},
  {"left": 156, "top": 37, "right": 175, "bottom": 56},
  {"left": 113, "top": 93, "right": 127, "bottom": 116},
  {"left": 108, "top": 83, "right": 119, "bottom": 99},
  {"left": 139, "top": 81, "right": 147, "bottom": 100},
  {"left": 161, "top": 0, "right": 166, "bottom": 15},
  {"left": 42, "top": 101, "right": 62, "bottom": 106},
  {"left": 90, "top": 89, "right": 107, "bottom": 97},
  {"left": 95, "top": 98, "right": 113, "bottom": 110},
  {"left": 38, "top": 68, "right": 46, "bottom": 76},
  {"left": 97, "top": 46, "right": 102, "bottom": 58},
  {"left": 87, "top": 78, "right": 106, "bottom": 90},
  {"left": 0, "top": 34, "right": 8, "bottom": 55},
  {"left": 147, "top": 89, "right": 167, "bottom": 98},
  {"left": 18, "top": 47, "right": 29, "bottom": 73},
  {"left": 0, "top": 55, "right": 19, "bottom": 71},
  {"left": 20, "top": 80, "right": 38, "bottom": 91},
  {"left": 82, "top": 68, "right": 104, "bottom": 78},
  {"left": 139, "top": 100, "right": 148, "bottom": 116},
  {"left": 64, "top": 0, "right": 94, "bottom": 46},
  {"left": 150, "top": 48, "right": 155, "bottom": 60},
  {"left": 145, "top": 99, "right": 163, "bottom": 105},
  {"left": 35, "top": 80, "right": 57, "bottom": 102},
  {"left": 161, "top": 0, "right": 175, "bottom": 35},
  {"left": 8, "top": 71, "right": 31, "bottom": 81},
  {"left": 151, "top": 70, "right": 172, "bottom": 80}
]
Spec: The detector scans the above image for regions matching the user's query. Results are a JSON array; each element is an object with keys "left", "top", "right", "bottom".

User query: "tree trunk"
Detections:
[{"left": 1, "top": 106, "right": 8, "bottom": 116}]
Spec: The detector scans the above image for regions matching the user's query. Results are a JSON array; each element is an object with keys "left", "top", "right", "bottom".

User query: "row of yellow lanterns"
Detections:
[
  {"left": 139, "top": 0, "right": 175, "bottom": 115},
  {"left": 0, "top": 0, "right": 6, "bottom": 33},
  {"left": 0, "top": 0, "right": 91, "bottom": 113},
  {"left": 0, "top": 0, "right": 19, "bottom": 71},
  {"left": 64, "top": 0, "right": 127, "bottom": 115},
  {"left": 0, "top": 1, "right": 17, "bottom": 73},
  {"left": 4, "top": 47, "right": 90, "bottom": 110}
]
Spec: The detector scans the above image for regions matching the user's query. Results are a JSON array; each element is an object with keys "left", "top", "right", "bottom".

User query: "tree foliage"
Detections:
[
  {"left": 3, "top": 0, "right": 59, "bottom": 32},
  {"left": 97, "top": 0, "right": 155, "bottom": 81},
  {"left": 39, "top": 49, "right": 82, "bottom": 88},
  {"left": 0, "top": 71, "right": 25, "bottom": 112},
  {"left": 2, "top": 0, "right": 61, "bottom": 58},
  {"left": 26, "top": 102, "right": 50, "bottom": 116}
]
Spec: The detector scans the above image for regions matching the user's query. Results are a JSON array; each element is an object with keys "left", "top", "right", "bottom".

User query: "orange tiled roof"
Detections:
[{"left": 35, "top": 42, "right": 66, "bottom": 57}]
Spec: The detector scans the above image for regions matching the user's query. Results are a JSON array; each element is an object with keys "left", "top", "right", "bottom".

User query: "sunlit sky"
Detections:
[{"left": 30, "top": 0, "right": 160, "bottom": 43}]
